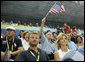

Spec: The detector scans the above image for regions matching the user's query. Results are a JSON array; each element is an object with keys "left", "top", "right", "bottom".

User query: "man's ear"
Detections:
[{"left": 13, "top": 31, "right": 15, "bottom": 35}]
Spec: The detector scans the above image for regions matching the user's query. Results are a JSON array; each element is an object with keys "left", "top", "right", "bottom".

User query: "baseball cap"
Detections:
[{"left": 6, "top": 26, "right": 16, "bottom": 31}]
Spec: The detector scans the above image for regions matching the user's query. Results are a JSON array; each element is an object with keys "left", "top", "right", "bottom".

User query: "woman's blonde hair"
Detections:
[
  {"left": 55, "top": 33, "right": 68, "bottom": 49},
  {"left": 23, "top": 31, "right": 29, "bottom": 39}
]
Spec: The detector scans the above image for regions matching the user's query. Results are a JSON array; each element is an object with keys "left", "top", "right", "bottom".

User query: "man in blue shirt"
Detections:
[
  {"left": 39, "top": 17, "right": 57, "bottom": 60},
  {"left": 68, "top": 33, "right": 77, "bottom": 51},
  {"left": 68, "top": 41, "right": 77, "bottom": 51},
  {"left": 61, "top": 46, "right": 84, "bottom": 61}
]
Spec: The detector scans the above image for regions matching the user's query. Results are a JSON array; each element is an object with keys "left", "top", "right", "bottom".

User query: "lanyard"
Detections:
[
  {"left": 6, "top": 36, "right": 14, "bottom": 53},
  {"left": 30, "top": 51, "right": 39, "bottom": 61}
]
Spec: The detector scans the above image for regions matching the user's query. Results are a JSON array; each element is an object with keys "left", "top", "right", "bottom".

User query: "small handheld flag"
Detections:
[
  {"left": 45, "top": 3, "right": 66, "bottom": 18},
  {"left": 4, "top": 49, "right": 9, "bottom": 61},
  {"left": 49, "top": 3, "right": 61, "bottom": 13},
  {"left": 45, "top": 3, "right": 61, "bottom": 18}
]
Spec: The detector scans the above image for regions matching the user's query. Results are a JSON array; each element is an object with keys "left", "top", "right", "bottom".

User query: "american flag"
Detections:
[
  {"left": 60, "top": 5, "right": 66, "bottom": 13},
  {"left": 4, "top": 49, "right": 9, "bottom": 61},
  {"left": 49, "top": 3, "right": 61, "bottom": 13}
]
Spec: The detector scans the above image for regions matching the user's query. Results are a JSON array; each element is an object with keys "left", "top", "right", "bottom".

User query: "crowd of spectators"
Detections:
[
  {"left": 1, "top": 18, "right": 84, "bottom": 61},
  {"left": 1, "top": 19, "right": 65, "bottom": 29},
  {"left": 1, "top": 20, "right": 40, "bottom": 27}
]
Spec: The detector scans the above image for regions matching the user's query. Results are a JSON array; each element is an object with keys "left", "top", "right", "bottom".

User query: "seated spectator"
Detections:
[
  {"left": 72, "top": 26, "right": 77, "bottom": 34},
  {"left": 35, "top": 23, "right": 39, "bottom": 27},
  {"left": 61, "top": 27, "right": 65, "bottom": 33},
  {"left": 61, "top": 46, "right": 84, "bottom": 61},
  {"left": 75, "top": 36, "right": 84, "bottom": 49},
  {"left": 17, "top": 30, "right": 24, "bottom": 39},
  {"left": 17, "top": 20, "right": 21, "bottom": 26},
  {"left": 6, "top": 21, "right": 9, "bottom": 25},
  {"left": 22, "top": 31, "right": 30, "bottom": 50},
  {"left": 64, "top": 23, "right": 70, "bottom": 34},
  {"left": 40, "top": 17, "right": 57, "bottom": 60},
  {"left": 17, "top": 32, "right": 49, "bottom": 61},
  {"left": 71, "top": 32, "right": 78, "bottom": 43},
  {"left": 52, "top": 32, "right": 57, "bottom": 42},
  {"left": 29, "top": 23, "right": 33, "bottom": 27},
  {"left": 1, "top": 26, "right": 23, "bottom": 61},
  {"left": 81, "top": 33, "right": 84, "bottom": 38},
  {"left": 24, "top": 23, "right": 26, "bottom": 26},
  {"left": 54, "top": 33, "right": 71, "bottom": 61},
  {"left": 1, "top": 20, "right": 6, "bottom": 24},
  {"left": 67, "top": 33, "right": 77, "bottom": 51},
  {"left": 10, "top": 20, "right": 14, "bottom": 25},
  {"left": 57, "top": 26, "right": 61, "bottom": 35}
]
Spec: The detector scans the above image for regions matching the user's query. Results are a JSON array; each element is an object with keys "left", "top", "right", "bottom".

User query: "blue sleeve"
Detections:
[
  {"left": 78, "top": 46, "right": 84, "bottom": 55},
  {"left": 68, "top": 41, "right": 77, "bottom": 51},
  {"left": 72, "top": 42, "right": 77, "bottom": 51},
  {"left": 40, "top": 33, "right": 47, "bottom": 44}
]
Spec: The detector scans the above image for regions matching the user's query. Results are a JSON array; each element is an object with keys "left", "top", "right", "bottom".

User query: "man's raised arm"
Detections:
[{"left": 40, "top": 17, "right": 46, "bottom": 37}]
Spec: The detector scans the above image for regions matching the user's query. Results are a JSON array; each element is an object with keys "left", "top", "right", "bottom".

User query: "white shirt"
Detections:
[
  {"left": 57, "top": 49, "right": 70, "bottom": 60},
  {"left": 20, "top": 38, "right": 30, "bottom": 50}
]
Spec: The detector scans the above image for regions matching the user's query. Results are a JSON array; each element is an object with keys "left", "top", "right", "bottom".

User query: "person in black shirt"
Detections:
[
  {"left": 17, "top": 30, "right": 24, "bottom": 39},
  {"left": 1, "top": 26, "right": 24, "bottom": 61},
  {"left": 17, "top": 32, "right": 49, "bottom": 61},
  {"left": 71, "top": 32, "right": 78, "bottom": 43},
  {"left": 57, "top": 26, "right": 61, "bottom": 35}
]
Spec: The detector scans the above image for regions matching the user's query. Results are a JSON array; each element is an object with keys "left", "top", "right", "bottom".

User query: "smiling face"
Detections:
[
  {"left": 59, "top": 36, "right": 68, "bottom": 46},
  {"left": 57, "top": 33, "right": 68, "bottom": 49},
  {"left": 6, "top": 29, "right": 15, "bottom": 37},
  {"left": 29, "top": 33, "right": 40, "bottom": 47}
]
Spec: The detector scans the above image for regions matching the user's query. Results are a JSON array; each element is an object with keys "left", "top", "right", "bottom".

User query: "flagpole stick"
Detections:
[
  {"left": 44, "top": 2, "right": 57, "bottom": 18},
  {"left": 45, "top": 11, "right": 50, "bottom": 18}
]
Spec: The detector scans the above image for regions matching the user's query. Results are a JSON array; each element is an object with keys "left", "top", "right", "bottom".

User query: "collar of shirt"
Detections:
[{"left": 28, "top": 48, "right": 40, "bottom": 53}]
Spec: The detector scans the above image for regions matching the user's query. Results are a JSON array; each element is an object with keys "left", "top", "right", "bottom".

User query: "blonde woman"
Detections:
[
  {"left": 54, "top": 33, "right": 71, "bottom": 61},
  {"left": 21, "top": 31, "right": 30, "bottom": 50}
]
